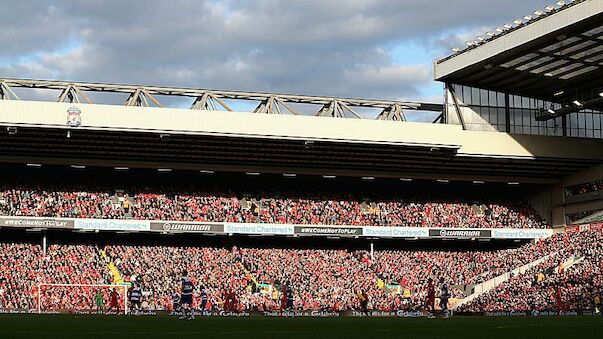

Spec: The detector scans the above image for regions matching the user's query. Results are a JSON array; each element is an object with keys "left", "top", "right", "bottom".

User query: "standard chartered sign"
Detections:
[
  {"left": 362, "top": 227, "right": 429, "bottom": 238},
  {"left": 74, "top": 219, "right": 150, "bottom": 231},
  {"left": 491, "top": 229, "right": 553, "bottom": 239},
  {"left": 224, "top": 223, "right": 294, "bottom": 235}
]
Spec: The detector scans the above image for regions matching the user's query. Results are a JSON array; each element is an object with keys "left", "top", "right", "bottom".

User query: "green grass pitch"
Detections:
[{"left": 0, "top": 315, "right": 601, "bottom": 339}]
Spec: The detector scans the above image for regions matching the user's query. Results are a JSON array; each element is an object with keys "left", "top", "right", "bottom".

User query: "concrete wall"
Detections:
[
  {"left": 2, "top": 100, "right": 603, "bottom": 161},
  {"left": 528, "top": 186, "right": 556, "bottom": 225},
  {"left": 563, "top": 165, "right": 603, "bottom": 187}
]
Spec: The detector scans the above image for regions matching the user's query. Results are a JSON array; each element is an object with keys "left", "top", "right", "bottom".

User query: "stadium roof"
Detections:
[
  {"left": 1, "top": 100, "right": 603, "bottom": 183},
  {"left": 434, "top": 0, "right": 603, "bottom": 118},
  {"left": 0, "top": 77, "right": 442, "bottom": 121}
]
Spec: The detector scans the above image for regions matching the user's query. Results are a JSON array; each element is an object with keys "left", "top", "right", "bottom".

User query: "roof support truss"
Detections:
[
  {"left": 316, "top": 100, "right": 363, "bottom": 119},
  {"left": 0, "top": 78, "right": 443, "bottom": 121},
  {"left": 376, "top": 104, "right": 407, "bottom": 121},
  {"left": 191, "top": 93, "right": 233, "bottom": 111},
  {"left": 0, "top": 82, "right": 20, "bottom": 100},
  {"left": 253, "top": 96, "right": 299, "bottom": 115}
]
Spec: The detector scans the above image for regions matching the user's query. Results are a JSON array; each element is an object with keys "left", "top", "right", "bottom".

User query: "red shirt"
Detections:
[
  {"left": 427, "top": 282, "right": 435, "bottom": 298},
  {"left": 110, "top": 291, "right": 119, "bottom": 303}
]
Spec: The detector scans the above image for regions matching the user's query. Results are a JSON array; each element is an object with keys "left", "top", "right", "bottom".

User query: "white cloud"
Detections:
[{"left": 0, "top": 0, "right": 553, "bottom": 103}]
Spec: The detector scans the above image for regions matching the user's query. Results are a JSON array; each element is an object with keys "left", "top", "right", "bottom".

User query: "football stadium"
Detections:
[{"left": 1, "top": 0, "right": 603, "bottom": 338}]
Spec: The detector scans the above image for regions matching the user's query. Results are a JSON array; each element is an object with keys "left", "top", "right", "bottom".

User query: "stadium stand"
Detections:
[
  {"left": 1, "top": 227, "right": 600, "bottom": 313},
  {"left": 0, "top": 243, "right": 110, "bottom": 310},
  {"left": 0, "top": 182, "right": 548, "bottom": 229},
  {"left": 459, "top": 228, "right": 603, "bottom": 312},
  {"left": 0, "top": 1, "right": 602, "bottom": 325},
  {"left": 565, "top": 180, "right": 603, "bottom": 196}
]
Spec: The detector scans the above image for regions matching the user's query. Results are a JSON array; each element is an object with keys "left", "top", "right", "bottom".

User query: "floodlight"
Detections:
[
  {"left": 513, "top": 19, "right": 523, "bottom": 25},
  {"left": 573, "top": 100, "right": 582, "bottom": 106},
  {"left": 486, "top": 32, "right": 495, "bottom": 37},
  {"left": 556, "top": 1, "right": 565, "bottom": 6},
  {"left": 451, "top": 47, "right": 460, "bottom": 52},
  {"left": 547, "top": 108, "right": 555, "bottom": 114},
  {"left": 503, "top": 24, "right": 512, "bottom": 29},
  {"left": 545, "top": 5, "right": 555, "bottom": 11},
  {"left": 534, "top": 10, "right": 544, "bottom": 16},
  {"left": 496, "top": 27, "right": 504, "bottom": 33},
  {"left": 524, "top": 15, "right": 533, "bottom": 20}
]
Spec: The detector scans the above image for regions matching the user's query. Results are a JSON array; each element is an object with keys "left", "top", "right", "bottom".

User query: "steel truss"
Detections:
[{"left": 0, "top": 78, "right": 442, "bottom": 121}]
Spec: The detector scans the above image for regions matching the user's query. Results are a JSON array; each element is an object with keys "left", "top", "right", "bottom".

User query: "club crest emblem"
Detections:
[{"left": 67, "top": 106, "right": 82, "bottom": 127}]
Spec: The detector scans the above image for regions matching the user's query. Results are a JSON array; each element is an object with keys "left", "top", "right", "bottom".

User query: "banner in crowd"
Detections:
[
  {"left": 150, "top": 221, "right": 224, "bottom": 233},
  {"left": 478, "top": 310, "right": 592, "bottom": 317},
  {"left": 74, "top": 219, "right": 150, "bottom": 231},
  {"left": 0, "top": 216, "right": 74, "bottom": 229},
  {"left": 260, "top": 310, "right": 423, "bottom": 317},
  {"left": 569, "top": 222, "right": 603, "bottom": 233},
  {"left": 294, "top": 226, "right": 362, "bottom": 236},
  {"left": 0, "top": 215, "right": 555, "bottom": 239},
  {"left": 224, "top": 223, "right": 294, "bottom": 235},
  {"left": 362, "top": 226, "right": 429, "bottom": 238},
  {"left": 428, "top": 229, "right": 491, "bottom": 239},
  {"left": 490, "top": 228, "right": 553, "bottom": 239}
]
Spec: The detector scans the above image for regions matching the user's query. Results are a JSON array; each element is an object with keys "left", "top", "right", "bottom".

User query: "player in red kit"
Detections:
[
  {"left": 107, "top": 288, "right": 120, "bottom": 313},
  {"left": 425, "top": 278, "right": 435, "bottom": 318}
]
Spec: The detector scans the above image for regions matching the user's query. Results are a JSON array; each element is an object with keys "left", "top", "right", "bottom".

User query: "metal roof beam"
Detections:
[
  {"left": 0, "top": 82, "right": 20, "bottom": 100},
  {"left": 0, "top": 77, "right": 442, "bottom": 113},
  {"left": 376, "top": 104, "right": 407, "bottom": 121},
  {"left": 536, "top": 95, "right": 603, "bottom": 121},
  {"left": 467, "top": 30, "right": 603, "bottom": 87}
]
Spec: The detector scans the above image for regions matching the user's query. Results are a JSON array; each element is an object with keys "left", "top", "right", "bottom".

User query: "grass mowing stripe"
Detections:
[{"left": 0, "top": 315, "right": 601, "bottom": 339}]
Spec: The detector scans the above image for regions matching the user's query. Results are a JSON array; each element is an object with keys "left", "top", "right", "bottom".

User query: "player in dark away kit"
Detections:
[
  {"left": 439, "top": 278, "right": 450, "bottom": 318},
  {"left": 179, "top": 270, "right": 195, "bottom": 320}
]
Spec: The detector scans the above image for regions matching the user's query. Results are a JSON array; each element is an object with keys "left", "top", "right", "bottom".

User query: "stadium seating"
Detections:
[
  {"left": 2, "top": 228, "right": 600, "bottom": 313},
  {"left": 0, "top": 243, "right": 109, "bottom": 310},
  {"left": 0, "top": 183, "right": 549, "bottom": 229},
  {"left": 565, "top": 180, "right": 603, "bottom": 196},
  {"left": 459, "top": 228, "right": 603, "bottom": 312}
]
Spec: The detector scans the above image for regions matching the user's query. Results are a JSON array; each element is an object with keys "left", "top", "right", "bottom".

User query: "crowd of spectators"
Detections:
[
  {"left": 565, "top": 180, "right": 603, "bottom": 196},
  {"left": 459, "top": 228, "right": 603, "bottom": 312},
  {"left": 3, "top": 230, "right": 600, "bottom": 313},
  {"left": 104, "top": 245, "right": 250, "bottom": 311},
  {"left": 567, "top": 209, "right": 601, "bottom": 223},
  {"left": 0, "top": 243, "right": 110, "bottom": 311},
  {"left": 0, "top": 183, "right": 548, "bottom": 229},
  {"left": 239, "top": 248, "right": 379, "bottom": 311}
]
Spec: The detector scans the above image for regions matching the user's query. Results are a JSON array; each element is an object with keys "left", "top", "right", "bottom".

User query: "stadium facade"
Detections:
[
  {"left": 0, "top": 0, "right": 602, "bottom": 318},
  {"left": 2, "top": 4, "right": 603, "bottom": 227}
]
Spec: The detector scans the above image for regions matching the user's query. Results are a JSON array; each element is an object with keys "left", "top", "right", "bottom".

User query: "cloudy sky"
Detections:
[{"left": 0, "top": 0, "right": 552, "bottom": 112}]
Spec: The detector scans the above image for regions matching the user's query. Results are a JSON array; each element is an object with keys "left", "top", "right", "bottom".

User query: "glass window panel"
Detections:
[
  {"left": 462, "top": 86, "right": 471, "bottom": 104},
  {"left": 471, "top": 87, "right": 480, "bottom": 106},
  {"left": 480, "top": 89, "right": 488, "bottom": 106},
  {"left": 498, "top": 108, "right": 506, "bottom": 125}
]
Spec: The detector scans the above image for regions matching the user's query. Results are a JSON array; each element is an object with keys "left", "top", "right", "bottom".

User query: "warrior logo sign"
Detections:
[{"left": 67, "top": 106, "right": 82, "bottom": 127}]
